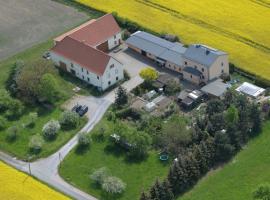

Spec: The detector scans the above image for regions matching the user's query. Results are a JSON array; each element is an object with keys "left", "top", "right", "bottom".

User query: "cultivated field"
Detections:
[
  {"left": 0, "top": 161, "right": 70, "bottom": 200},
  {"left": 77, "top": 0, "right": 270, "bottom": 80},
  {"left": 0, "top": 0, "right": 88, "bottom": 60}
]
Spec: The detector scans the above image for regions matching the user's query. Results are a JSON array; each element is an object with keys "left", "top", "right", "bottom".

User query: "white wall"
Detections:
[
  {"left": 101, "top": 57, "right": 124, "bottom": 90},
  {"left": 209, "top": 55, "right": 229, "bottom": 80},
  {"left": 107, "top": 32, "right": 122, "bottom": 50}
]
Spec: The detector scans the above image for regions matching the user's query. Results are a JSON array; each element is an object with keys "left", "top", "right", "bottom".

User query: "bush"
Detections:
[
  {"left": 59, "top": 110, "right": 80, "bottom": 129},
  {"left": 29, "top": 134, "right": 43, "bottom": 154},
  {"left": 90, "top": 167, "right": 109, "bottom": 185},
  {"left": 107, "top": 111, "right": 116, "bottom": 122},
  {"left": 102, "top": 176, "right": 126, "bottom": 194},
  {"left": 124, "top": 69, "right": 130, "bottom": 81},
  {"left": 115, "top": 108, "right": 141, "bottom": 120},
  {"left": 42, "top": 120, "right": 60, "bottom": 140},
  {"left": 78, "top": 133, "right": 91, "bottom": 147},
  {"left": 6, "top": 126, "right": 19, "bottom": 142},
  {"left": 94, "top": 127, "right": 106, "bottom": 142},
  {"left": 0, "top": 116, "right": 7, "bottom": 130},
  {"left": 25, "top": 112, "right": 38, "bottom": 127},
  {"left": 164, "top": 80, "right": 181, "bottom": 95}
]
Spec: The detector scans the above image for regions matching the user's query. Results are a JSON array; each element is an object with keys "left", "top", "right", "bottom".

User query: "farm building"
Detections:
[
  {"left": 50, "top": 14, "right": 123, "bottom": 91},
  {"left": 126, "top": 31, "right": 229, "bottom": 85},
  {"left": 236, "top": 82, "right": 265, "bottom": 99},
  {"left": 183, "top": 44, "right": 229, "bottom": 85},
  {"left": 200, "top": 78, "right": 230, "bottom": 98}
]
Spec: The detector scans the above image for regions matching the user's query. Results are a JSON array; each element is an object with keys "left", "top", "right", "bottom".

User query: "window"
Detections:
[
  {"left": 221, "top": 62, "right": 224, "bottom": 66},
  {"left": 108, "top": 81, "right": 111, "bottom": 85},
  {"left": 81, "top": 68, "right": 84, "bottom": 72},
  {"left": 202, "top": 75, "right": 205, "bottom": 79},
  {"left": 82, "top": 75, "right": 84, "bottom": 80},
  {"left": 110, "top": 64, "right": 115, "bottom": 69},
  {"left": 202, "top": 68, "right": 204, "bottom": 72},
  {"left": 222, "top": 69, "right": 224, "bottom": 73},
  {"left": 190, "top": 75, "right": 193, "bottom": 79},
  {"left": 116, "top": 76, "right": 119, "bottom": 81},
  {"left": 114, "top": 41, "right": 117, "bottom": 45},
  {"left": 185, "top": 61, "right": 187, "bottom": 65},
  {"left": 87, "top": 70, "right": 89, "bottom": 75},
  {"left": 97, "top": 76, "right": 99, "bottom": 80},
  {"left": 87, "top": 77, "right": 90, "bottom": 82},
  {"left": 114, "top": 35, "right": 116, "bottom": 39},
  {"left": 71, "top": 63, "right": 74, "bottom": 68}
]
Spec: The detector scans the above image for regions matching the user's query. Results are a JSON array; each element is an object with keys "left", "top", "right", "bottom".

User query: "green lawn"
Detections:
[
  {"left": 59, "top": 116, "right": 170, "bottom": 200},
  {"left": 179, "top": 121, "right": 270, "bottom": 200}
]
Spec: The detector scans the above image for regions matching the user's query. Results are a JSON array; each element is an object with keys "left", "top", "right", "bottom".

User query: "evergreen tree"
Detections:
[
  {"left": 115, "top": 86, "right": 128, "bottom": 107},
  {"left": 160, "top": 179, "right": 174, "bottom": 200},
  {"left": 140, "top": 191, "right": 151, "bottom": 200}
]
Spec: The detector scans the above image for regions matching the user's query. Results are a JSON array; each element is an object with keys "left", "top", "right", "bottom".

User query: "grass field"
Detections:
[
  {"left": 77, "top": 0, "right": 270, "bottom": 80},
  {"left": 0, "top": 161, "right": 70, "bottom": 200},
  {"left": 178, "top": 121, "right": 270, "bottom": 200},
  {"left": 59, "top": 115, "right": 170, "bottom": 200}
]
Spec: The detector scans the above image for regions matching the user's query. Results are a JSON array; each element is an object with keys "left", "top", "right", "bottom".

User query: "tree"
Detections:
[
  {"left": 29, "top": 134, "right": 43, "bottom": 154},
  {"left": 206, "top": 99, "right": 225, "bottom": 116},
  {"left": 164, "top": 79, "right": 181, "bottom": 95},
  {"left": 225, "top": 105, "right": 239, "bottom": 124},
  {"left": 249, "top": 103, "right": 262, "bottom": 134},
  {"left": 25, "top": 112, "right": 38, "bottom": 127},
  {"left": 214, "top": 131, "right": 235, "bottom": 162},
  {"left": 90, "top": 167, "right": 109, "bottom": 185},
  {"left": 102, "top": 176, "right": 126, "bottom": 194},
  {"left": 140, "top": 191, "right": 151, "bottom": 200},
  {"left": 78, "top": 133, "right": 91, "bottom": 147},
  {"left": 60, "top": 110, "right": 80, "bottom": 129},
  {"left": 38, "top": 73, "right": 60, "bottom": 103},
  {"left": 139, "top": 67, "right": 158, "bottom": 83},
  {"left": 6, "top": 126, "right": 19, "bottom": 142},
  {"left": 115, "top": 86, "right": 128, "bottom": 107},
  {"left": 253, "top": 183, "right": 270, "bottom": 200},
  {"left": 0, "top": 116, "right": 7, "bottom": 130},
  {"left": 42, "top": 120, "right": 60, "bottom": 140}
]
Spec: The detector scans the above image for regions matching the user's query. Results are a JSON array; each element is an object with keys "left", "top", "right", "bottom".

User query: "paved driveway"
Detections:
[{"left": 0, "top": 0, "right": 88, "bottom": 60}]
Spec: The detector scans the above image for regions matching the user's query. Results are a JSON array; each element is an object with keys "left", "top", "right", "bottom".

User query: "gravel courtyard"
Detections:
[{"left": 0, "top": 0, "right": 88, "bottom": 60}]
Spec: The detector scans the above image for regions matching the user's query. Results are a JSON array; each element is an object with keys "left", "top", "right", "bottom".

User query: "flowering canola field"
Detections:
[
  {"left": 0, "top": 161, "right": 70, "bottom": 200},
  {"left": 78, "top": 0, "right": 270, "bottom": 80}
]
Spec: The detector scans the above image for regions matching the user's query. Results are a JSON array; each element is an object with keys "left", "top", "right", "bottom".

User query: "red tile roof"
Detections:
[
  {"left": 51, "top": 36, "right": 111, "bottom": 75},
  {"left": 68, "top": 13, "right": 121, "bottom": 47},
  {"left": 54, "top": 19, "right": 96, "bottom": 43}
]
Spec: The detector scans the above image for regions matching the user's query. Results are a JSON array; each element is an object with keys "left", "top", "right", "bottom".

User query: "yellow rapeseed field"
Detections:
[
  {"left": 0, "top": 161, "right": 70, "bottom": 200},
  {"left": 78, "top": 0, "right": 270, "bottom": 80}
]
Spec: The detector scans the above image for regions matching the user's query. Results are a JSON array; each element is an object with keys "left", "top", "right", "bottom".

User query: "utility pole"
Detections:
[
  {"left": 58, "top": 152, "right": 62, "bottom": 167},
  {"left": 28, "top": 162, "right": 31, "bottom": 175}
]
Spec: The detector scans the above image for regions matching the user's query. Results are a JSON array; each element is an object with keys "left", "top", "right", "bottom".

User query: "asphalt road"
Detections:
[{"left": 0, "top": 0, "right": 88, "bottom": 61}]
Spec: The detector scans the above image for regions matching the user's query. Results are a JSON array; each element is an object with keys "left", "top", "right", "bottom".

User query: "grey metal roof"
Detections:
[
  {"left": 183, "top": 67, "right": 202, "bottom": 76},
  {"left": 126, "top": 31, "right": 186, "bottom": 66},
  {"left": 184, "top": 44, "right": 227, "bottom": 67},
  {"left": 200, "top": 78, "right": 229, "bottom": 97}
]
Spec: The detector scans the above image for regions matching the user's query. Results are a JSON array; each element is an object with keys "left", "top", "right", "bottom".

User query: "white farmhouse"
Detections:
[{"left": 50, "top": 14, "right": 123, "bottom": 91}]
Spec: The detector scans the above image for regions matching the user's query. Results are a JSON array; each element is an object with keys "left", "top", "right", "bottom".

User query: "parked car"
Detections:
[
  {"left": 42, "top": 51, "right": 50, "bottom": 60},
  {"left": 71, "top": 104, "right": 82, "bottom": 113},
  {"left": 78, "top": 105, "right": 88, "bottom": 117}
]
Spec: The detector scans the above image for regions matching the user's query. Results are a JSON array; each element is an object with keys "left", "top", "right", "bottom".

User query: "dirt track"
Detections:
[{"left": 0, "top": 0, "right": 88, "bottom": 60}]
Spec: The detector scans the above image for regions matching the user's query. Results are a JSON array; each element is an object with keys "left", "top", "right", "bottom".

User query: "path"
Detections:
[{"left": 0, "top": 75, "right": 143, "bottom": 200}]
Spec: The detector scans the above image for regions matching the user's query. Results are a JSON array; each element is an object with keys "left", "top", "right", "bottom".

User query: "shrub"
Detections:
[
  {"left": 78, "top": 133, "right": 91, "bottom": 147},
  {"left": 90, "top": 167, "right": 109, "bottom": 185},
  {"left": 139, "top": 68, "right": 158, "bottom": 83},
  {"left": 0, "top": 116, "right": 7, "bottom": 130},
  {"left": 94, "top": 127, "right": 106, "bottom": 142},
  {"left": 115, "top": 108, "right": 141, "bottom": 120},
  {"left": 124, "top": 69, "right": 130, "bottom": 81},
  {"left": 25, "top": 112, "right": 38, "bottom": 127},
  {"left": 102, "top": 176, "right": 126, "bottom": 194},
  {"left": 4, "top": 99, "right": 24, "bottom": 120},
  {"left": 107, "top": 111, "right": 116, "bottom": 122},
  {"left": 42, "top": 120, "right": 60, "bottom": 140},
  {"left": 60, "top": 110, "right": 80, "bottom": 129},
  {"left": 164, "top": 80, "right": 181, "bottom": 95},
  {"left": 6, "top": 126, "right": 19, "bottom": 142},
  {"left": 29, "top": 134, "right": 43, "bottom": 153}
]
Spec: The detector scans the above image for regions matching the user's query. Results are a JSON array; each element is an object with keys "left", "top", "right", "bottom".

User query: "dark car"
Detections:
[
  {"left": 42, "top": 51, "right": 50, "bottom": 60},
  {"left": 78, "top": 105, "right": 88, "bottom": 117},
  {"left": 71, "top": 104, "right": 82, "bottom": 113}
]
